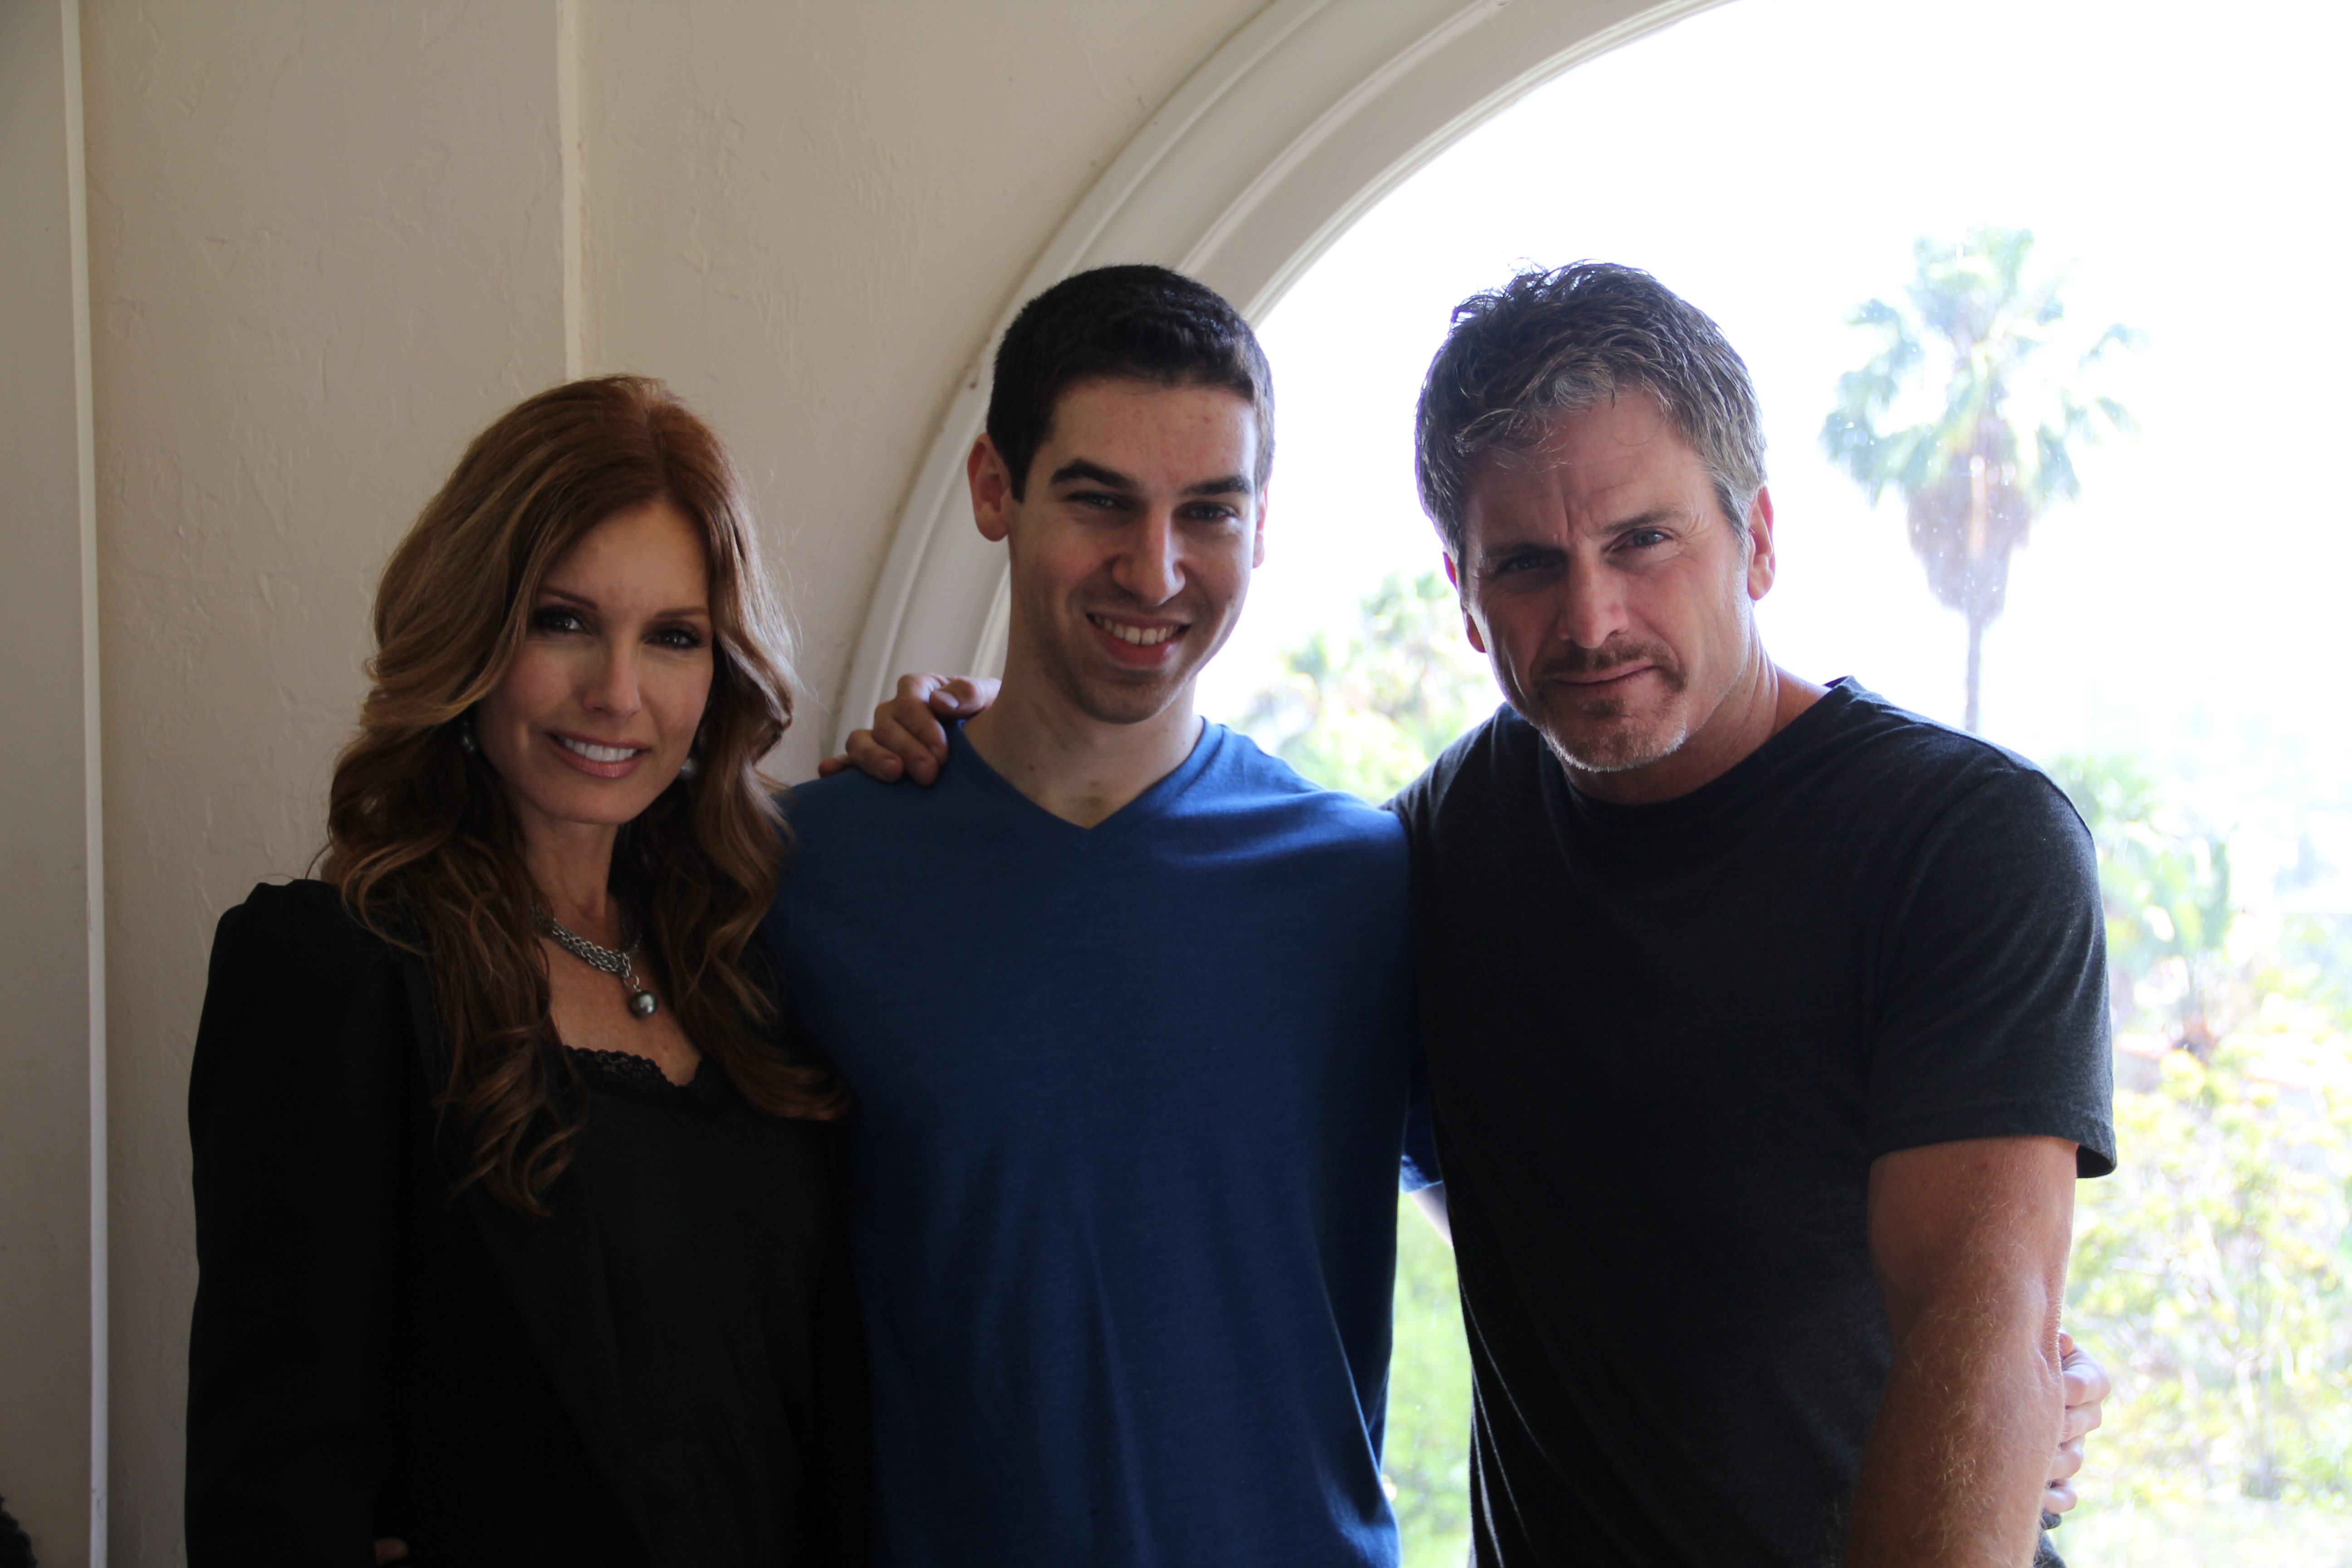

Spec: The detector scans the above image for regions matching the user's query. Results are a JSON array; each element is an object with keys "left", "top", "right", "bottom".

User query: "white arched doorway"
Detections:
[
  {"left": 843, "top": 1, "right": 2352, "bottom": 1558},
  {"left": 834, "top": 0, "right": 1726, "bottom": 748}
]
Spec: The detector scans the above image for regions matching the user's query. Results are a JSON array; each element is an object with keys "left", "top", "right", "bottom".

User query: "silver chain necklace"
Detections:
[{"left": 534, "top": 905, "right": 659, "bottom": 1019}]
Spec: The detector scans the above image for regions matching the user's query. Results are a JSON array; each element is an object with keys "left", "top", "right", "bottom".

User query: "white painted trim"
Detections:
[
  {"left": 833, "top": 0, "right": 1728, "bottom": 748},
  {"left": 61, "top": 0, "right": 108, "bottom": 1555}
]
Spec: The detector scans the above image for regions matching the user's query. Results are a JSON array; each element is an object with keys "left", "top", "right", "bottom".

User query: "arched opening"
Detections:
[
  {"left": 850, "top": 0, "right": 2351, "bottom": 1560},
  {"left": 835, "top": 0, "right": 1731, "bottom": 744}
]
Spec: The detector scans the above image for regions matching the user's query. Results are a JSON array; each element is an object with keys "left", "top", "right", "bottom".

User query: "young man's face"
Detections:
[
  {"left": 1448, "top": 390, "right": 1775, "bottom": 781},
  {"left": 973, "top": 377, "right": 1265, "bottom": 726}
]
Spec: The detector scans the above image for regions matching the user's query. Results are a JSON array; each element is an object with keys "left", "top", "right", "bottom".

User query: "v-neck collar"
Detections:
[{"left": 948, "top": 719, "right": 1225, "bottom": 852}]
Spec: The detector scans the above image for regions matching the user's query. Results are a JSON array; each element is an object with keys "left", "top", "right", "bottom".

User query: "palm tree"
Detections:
[{"left": 1822, "top": 227, "right": 2140, "bottom": 732}]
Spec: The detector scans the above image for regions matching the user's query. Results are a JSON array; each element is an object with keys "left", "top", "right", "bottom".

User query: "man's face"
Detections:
[
  {"left": 974, "top": 377, "right": 1264, "bottom": 726},
  {"left": 1448, "top": 391, "right": 1775, "bottom": 782}
]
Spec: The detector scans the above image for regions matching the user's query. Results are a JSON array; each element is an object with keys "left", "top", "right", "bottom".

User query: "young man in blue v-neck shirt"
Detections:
[{"left": 764, "top": 266, "right": 1432, "bottom": 1568}]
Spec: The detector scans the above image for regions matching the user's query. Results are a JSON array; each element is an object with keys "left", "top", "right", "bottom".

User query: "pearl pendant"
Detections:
[{"left": 628, "top": 989, "right": 658, "bottom": 1019}]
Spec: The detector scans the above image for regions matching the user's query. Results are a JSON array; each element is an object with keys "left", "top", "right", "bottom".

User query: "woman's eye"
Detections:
[
  {"left": 653, "top": 626, "right": 706, "bottom": 650},
  {"left": 532, "top": 608, "right": 585, "bottom": 634}
]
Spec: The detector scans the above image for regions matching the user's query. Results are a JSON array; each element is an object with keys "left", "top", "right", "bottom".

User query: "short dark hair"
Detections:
[
  {"left": 1414, "top": 262, "right": 1766, "bottom": 559},
  {"left": 988, "top": 264, "right": 1275, "bottom": 499}
]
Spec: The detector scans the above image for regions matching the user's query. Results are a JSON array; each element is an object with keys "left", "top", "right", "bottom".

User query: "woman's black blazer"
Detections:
[{"left": 184, "top": 879, "right": 867, "bottom": 1568}]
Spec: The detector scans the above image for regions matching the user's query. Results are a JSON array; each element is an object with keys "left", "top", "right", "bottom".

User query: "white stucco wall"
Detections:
[
  {"left": 2, "top": 4, "right": 103, "bottom": 1564},
  {"left": 582, "top": 0, "right": 1263, "bottom": 766},
  {"left": 80, "top": 7, "right": 573, "bottom": 1558},
  {"left": 40, "top": 2, "right": 1261, "bottom": 1561}
]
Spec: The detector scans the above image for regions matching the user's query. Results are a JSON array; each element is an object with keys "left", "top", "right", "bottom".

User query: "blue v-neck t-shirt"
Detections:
[{"left": 763, "top": 721, "right": 1429, "bottom": 1568}]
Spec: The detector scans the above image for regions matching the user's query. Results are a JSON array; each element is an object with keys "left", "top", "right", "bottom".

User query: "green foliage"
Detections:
[
  {"left": 1384, "top": 1196, "right": 1475, "bottom": 1568},
  {"left": 1238, "top": 569, "right": 1494, "bottom": 803},
  {"left": 2068, "top": 1041, "right": 2352, "bottom": 1507},
  {"left": 2274, "top": 914, "right": 2352, "bottom": 1033},
  {"left": 2053, "top": 751, "right": 2352, "bottom": 1515},
  {"left": 1821, "top": 227, "right": 2141, "bottom": 730},
  {"left": 2051, "top": 750, "right": 2240, "bottom": 1049}
]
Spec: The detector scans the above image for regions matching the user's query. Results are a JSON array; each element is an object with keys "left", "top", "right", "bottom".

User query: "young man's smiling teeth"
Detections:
[
  {"left": 555, "top": 735, "right": 642, "bottom": 763},
  {"left": 1089, "top": 613, "right": 1181, "bottom": 647}
]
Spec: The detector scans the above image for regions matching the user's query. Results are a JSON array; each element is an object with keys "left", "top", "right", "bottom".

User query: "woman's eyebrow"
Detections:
[{"left": 538, "top": 587, "right": 708, "bottom": 619}]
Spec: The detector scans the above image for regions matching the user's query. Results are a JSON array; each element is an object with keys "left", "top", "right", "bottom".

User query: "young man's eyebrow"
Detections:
[
  {"left": 1048, "top": 458, "right": 1137, "bottom": 490},
  {"left": 1045, "top": 459, "right": 1254, "bottom": 498},
  {"left": 1182, "top": 474, "right": 1254, "bottom": 498}
]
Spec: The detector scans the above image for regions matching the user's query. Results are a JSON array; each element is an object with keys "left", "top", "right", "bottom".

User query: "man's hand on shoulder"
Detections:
[{"left": 817, "top": 673, "right": 1000, "bottom": 784}]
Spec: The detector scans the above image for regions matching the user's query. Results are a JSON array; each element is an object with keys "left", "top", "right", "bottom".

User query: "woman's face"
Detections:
[{"left": 475, "top": 497, "right": 715, "bottom": 846}]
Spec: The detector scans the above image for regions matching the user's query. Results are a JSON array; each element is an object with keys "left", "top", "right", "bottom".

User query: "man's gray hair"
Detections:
[{"left": 1414, "top": 262, "right": 1767, "bottom": 560}]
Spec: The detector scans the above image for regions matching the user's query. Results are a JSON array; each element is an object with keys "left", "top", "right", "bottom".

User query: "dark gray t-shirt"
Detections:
[{"left": 1391, "top": 680, "right": 2115, "bottom": 1568}]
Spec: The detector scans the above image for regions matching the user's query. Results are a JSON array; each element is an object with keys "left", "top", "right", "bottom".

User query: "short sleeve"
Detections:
[{"left": 1867, "top": 770, "right": 2117, "bottom": 1176}]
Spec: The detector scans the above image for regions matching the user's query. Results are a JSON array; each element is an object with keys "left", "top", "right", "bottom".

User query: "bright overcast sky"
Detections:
[{"left": 1195, "top": 0, "right": 2352, "bottom": 893}]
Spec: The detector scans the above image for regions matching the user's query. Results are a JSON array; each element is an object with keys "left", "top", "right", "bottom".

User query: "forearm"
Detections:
[
  {"left": 1847, "top": 1291, "right": 2062, "bottom": 1567},
  {"left": 1853, "top": 1135, "right": 2077, "bottom": 1568}
]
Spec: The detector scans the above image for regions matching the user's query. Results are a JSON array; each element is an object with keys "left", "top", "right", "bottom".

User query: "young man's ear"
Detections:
[
  {"left": 969, "top": 435, "right": 1018, "bottom": 543},
  {"left": 1442, "top": 550, "right": 1489, "bottom": 655}
]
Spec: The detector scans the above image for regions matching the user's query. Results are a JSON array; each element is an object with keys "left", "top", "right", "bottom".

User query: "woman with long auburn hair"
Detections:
[{"left": 185, "top": 376, "right": 867, "bottom": 1568}]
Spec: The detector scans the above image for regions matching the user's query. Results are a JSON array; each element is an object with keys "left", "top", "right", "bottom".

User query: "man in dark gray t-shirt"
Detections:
[
  {"left": 1396, "top": 262, "right": 2114, "bottom": 1568},
  {"left": 1394, "top": 686, "right": 2112, "bottom": 1565}
]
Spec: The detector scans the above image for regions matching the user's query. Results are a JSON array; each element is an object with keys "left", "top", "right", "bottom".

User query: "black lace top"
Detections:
[
  {"left": 559, "top": 1044, "right": 858, "bottom": 1568},
  {"left": 567, "top": 1045, "right": 720, "bottom": 1102}
]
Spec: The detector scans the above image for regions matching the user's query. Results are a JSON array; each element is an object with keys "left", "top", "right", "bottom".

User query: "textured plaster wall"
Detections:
[
  {"left": 2, "top": 5, "right": 100, "bottom": 1563},
  {"left": 73, "top": 1, "right": 1262, "bottom": 1559},
  {"left": 585, "top": 0, "right": 1263, "bottom": 776},
  {"left": 80, "top": 3, "right": 570, "bottom": 1557}
]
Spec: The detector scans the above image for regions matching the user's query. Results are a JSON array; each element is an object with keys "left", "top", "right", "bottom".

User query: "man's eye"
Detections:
[{"left": 1623, "top": 529, "right": 1669, "bottom": 549}]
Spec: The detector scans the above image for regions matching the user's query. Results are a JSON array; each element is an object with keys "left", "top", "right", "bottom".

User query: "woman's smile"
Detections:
[{"left": 548, "top": 730, "right": 651, "bottom": 778}]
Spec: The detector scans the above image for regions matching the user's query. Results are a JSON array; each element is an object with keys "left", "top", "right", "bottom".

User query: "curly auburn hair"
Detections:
[{"left": 320, "top": 375, "right": 843, "bottom": 1214}]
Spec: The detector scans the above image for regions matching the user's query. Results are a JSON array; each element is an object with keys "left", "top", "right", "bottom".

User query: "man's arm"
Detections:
[{"left": 1848, "top": 1134, "right": 2078, "bottom": 1568}]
